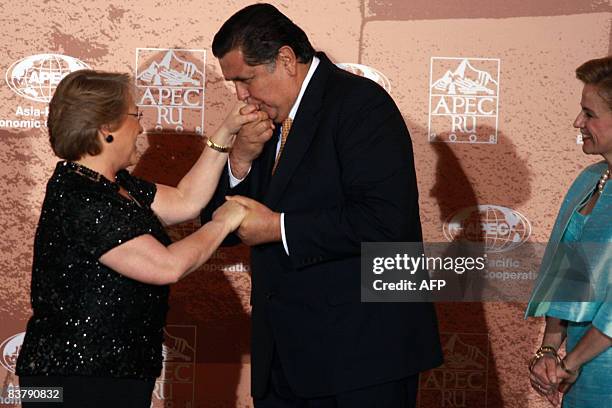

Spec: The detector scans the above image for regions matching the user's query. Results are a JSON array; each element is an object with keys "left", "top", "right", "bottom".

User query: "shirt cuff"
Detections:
[
  {"left": 227, "top": 160, "right": 250, "bottom": 188},
  {"left": 280, "top": 213, "right": 289, "bottom": 255}
]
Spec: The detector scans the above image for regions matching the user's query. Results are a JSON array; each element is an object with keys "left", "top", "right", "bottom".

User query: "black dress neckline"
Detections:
[{"left": 63, "top": 161, "right": 120, "bottom": 192}]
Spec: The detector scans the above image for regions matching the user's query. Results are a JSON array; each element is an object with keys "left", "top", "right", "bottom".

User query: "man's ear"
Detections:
[{"left": 277, "top": 45, "right": 297, "bottom": 76}]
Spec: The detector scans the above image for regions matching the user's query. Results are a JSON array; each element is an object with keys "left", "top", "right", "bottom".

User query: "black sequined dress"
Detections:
[{"left": 16, "top": 161, "right": 171, "bottom": 380}]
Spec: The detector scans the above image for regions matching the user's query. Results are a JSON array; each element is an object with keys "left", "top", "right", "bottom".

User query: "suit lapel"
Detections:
[{"left": 263, "top": 53, "right": 333, "bottom": 209}]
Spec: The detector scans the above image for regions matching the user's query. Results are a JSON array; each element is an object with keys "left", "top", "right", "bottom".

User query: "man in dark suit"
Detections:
[{"left": 202, "top": 4, "right": 442, "bottom": 407}]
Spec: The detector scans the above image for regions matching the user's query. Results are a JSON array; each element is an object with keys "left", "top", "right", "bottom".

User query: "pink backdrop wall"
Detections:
[{"left": 0, "top": 1, "right": 610, "bottom": 407}]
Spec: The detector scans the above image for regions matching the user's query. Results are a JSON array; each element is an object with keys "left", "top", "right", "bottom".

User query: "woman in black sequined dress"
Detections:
[{"left": 15, "top": 70, "right": 263, "bottom": 407}]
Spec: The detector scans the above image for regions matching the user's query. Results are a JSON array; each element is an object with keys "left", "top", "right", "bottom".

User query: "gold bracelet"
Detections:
[
  {"left": 538, "top": 345, "right": 558, "bottom": 355},
  {"left": 529, "top": 345, "right": 559, "bottom": 372},
  {"left": 206, "top": 138, "right": 231, "bottom": 153}
]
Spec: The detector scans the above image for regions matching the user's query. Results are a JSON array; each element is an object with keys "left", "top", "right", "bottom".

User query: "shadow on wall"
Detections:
[
  {"left": 409, "top": 121, "right": 539, "bottom": 408},
  {"left": 132, "top": 67, "right": 251, "bottom": 408}
]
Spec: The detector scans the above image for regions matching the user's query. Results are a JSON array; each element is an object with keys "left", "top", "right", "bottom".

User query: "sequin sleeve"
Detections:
[
  {"left": 116, "top": 170, "right": 157, "bottom": 208},
  {"left": 66, "top": 188, "right": 160, "bottom": 260}
]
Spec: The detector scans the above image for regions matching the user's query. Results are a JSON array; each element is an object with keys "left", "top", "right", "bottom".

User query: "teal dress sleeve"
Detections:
[
  {"left": 592, "top": 291, "right": 612, "bottom": 338},
  {"left": 526, "top": 162, "right": 612, "bottom": 322}
]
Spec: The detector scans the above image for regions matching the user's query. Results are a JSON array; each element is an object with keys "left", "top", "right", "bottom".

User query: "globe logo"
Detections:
[
  {"left": 443, "top": 205, "right": 531, "bottom": 252},
  {"left": 5, "top": 54, "right": 90, "bottom": 103},
  {"left": 336, "top": 63, "right": 391, "bottom": 94},
  {"left": 0, "top": 332, "right": 25, "bottom": 373}
]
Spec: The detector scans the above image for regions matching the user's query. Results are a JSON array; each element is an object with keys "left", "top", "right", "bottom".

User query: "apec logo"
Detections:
[
  {"left": 443, "top": 205, "right": 531, "bottom": 253},
  {"left": 136, "top": 48, "right": 206, "bottom": 135},
  {"left": 0, "top": 332, "right": 25, "bottom": 373},
  {"left": 419, "top": 332, "right": 488, "bottom": 407},
  {"left": 6, "top": 54, "right": 90, "bottom": 103},
  {"left": 153, "top": 325, "right": 196, "bottom": 405},
  {"left": 429, "top": 57, "right": 500, "bottom": 144},
  {"left": 336, "top": 63, "right": 391, "bottom": 94}
]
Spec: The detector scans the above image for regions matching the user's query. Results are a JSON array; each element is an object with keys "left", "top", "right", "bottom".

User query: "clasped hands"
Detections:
[
  {"left": 529, "top": 347, "right": 581, "bottom": 406},
  {"left": 219, "top": 102, "right": 282, "bottom": 246}
]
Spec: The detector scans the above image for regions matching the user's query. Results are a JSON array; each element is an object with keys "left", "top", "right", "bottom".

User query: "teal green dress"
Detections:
[
  {"left": 550, "top": 210, "right": 612, "bottom": 407},
  {"left": 526, "top": 162, "right": 612, "bottom": 408}
]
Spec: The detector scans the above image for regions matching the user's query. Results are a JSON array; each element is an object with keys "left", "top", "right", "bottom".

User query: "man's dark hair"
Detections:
[{"left": 212, "top": 3, "right": 315, "bottom": 66}]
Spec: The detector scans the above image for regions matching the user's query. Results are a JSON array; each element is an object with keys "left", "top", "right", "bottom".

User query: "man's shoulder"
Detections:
[
  {"left": 319, "top": 70, "right": 394, "bottom": 119},
  {"left": 327, "top": 63, "right": 388, "bottom": 98},
  {"left": 313, "top": 54, "right": 388, "bottom": 100}
]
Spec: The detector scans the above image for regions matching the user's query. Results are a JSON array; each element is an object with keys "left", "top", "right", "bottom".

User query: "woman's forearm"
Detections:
[
  {"left": 99, "top": 219, "right": 232, "bottom": 286},
  {"left": 563, "top": 325, "right": 612, "bottom": 371},
  {"left": 541, "top": 316, "right": 568, "bottom": 349},
  {"left": 167, "top": 218, "right": 231, "bottom": 282},
  {"left": 151, "top": 103, "right": 262, "bottom": 226},
  {"left": 151, "top": 127, "right": 233, "bottom": 226},
  {"left": 174, "top": 138, "right": 230, "bottom": 214}
]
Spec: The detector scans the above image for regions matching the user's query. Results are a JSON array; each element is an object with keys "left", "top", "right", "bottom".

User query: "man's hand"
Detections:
[
  {"left": 230, "top": 108, "right": 275, "bottom": 179},
  {"left": 225, "top": 195, "right": 281, "bottom": 246}
]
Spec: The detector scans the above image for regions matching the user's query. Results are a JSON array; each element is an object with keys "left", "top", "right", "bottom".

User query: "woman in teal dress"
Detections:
[{"left": 526, "top": 56, "right": 612, "bottom": 407}]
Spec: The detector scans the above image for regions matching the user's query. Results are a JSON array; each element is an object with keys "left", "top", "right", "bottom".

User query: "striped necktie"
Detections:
[{"left": 272, "top": 118, "right": 293, "bottom": 174}]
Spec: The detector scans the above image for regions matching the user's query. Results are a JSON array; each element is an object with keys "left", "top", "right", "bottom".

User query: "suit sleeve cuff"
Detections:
[
  {"left": 281, "top": 212, "right": 289, "bottom": 255},
  {"left": 228, "top": 160, "right": 251, "bottom": 188}
]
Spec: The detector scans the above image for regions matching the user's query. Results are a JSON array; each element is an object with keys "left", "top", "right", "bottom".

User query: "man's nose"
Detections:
[{"left": 235, "top": 82, "right": 249, "bottom": 101}]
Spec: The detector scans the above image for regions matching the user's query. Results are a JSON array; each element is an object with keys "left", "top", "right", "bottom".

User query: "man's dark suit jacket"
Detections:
[{"left": 202, "top": 52, "right": 443, "bottom": 398}]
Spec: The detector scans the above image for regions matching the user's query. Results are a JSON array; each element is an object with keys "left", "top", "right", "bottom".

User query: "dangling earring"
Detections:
[{"left": 105, "top": 134, "right": 114, "bottom": 143}]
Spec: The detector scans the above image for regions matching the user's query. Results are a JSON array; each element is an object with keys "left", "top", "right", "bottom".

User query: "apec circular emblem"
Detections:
[
  {"left": 5, "top": 54, "right": 90, "bottom": 103},
  {"left": 0, "top": 332, "right": 25, "bottom": 373},
  {"left": 336, "top": 63, "right": 391, "bottom": 94},
  {"left": 443, "top": 205, "right": 531, "bottom": 253}
]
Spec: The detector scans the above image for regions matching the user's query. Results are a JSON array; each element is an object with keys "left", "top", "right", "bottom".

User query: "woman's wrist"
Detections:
[
  {"left": 540, "top": 324, "right": 566, "bottom": 351},
  {"left": 208, "top": 218, "right": 233, "bottom": 237},
  {"left": 207, "top": 124, "right": 236, "bottom": 151},
  {"left": 529, "top": 345, "right": 560, "bottom": 371},
  {"left": 539, "top": 339, "right": 563, "bottom": 354},
  {"left": 214, "top": 125, "right": 236, "bottom": 146},
  {"left": 561, "top": 353, "right": 581, "bottom": 374},
  {"left": 206, "top": 137, "right": 232, "bottom": 153}
]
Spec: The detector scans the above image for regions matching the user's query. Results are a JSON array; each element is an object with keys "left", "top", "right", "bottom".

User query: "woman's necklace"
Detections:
[
  {"left": 66, "top": 161, "right": 142, "bottom": 207},
  {"left": 67, "top": 161, "right": 118, "bottom": 190},
  {"left": 597, "top": 169, "right": 610, "bottom": 194}
]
